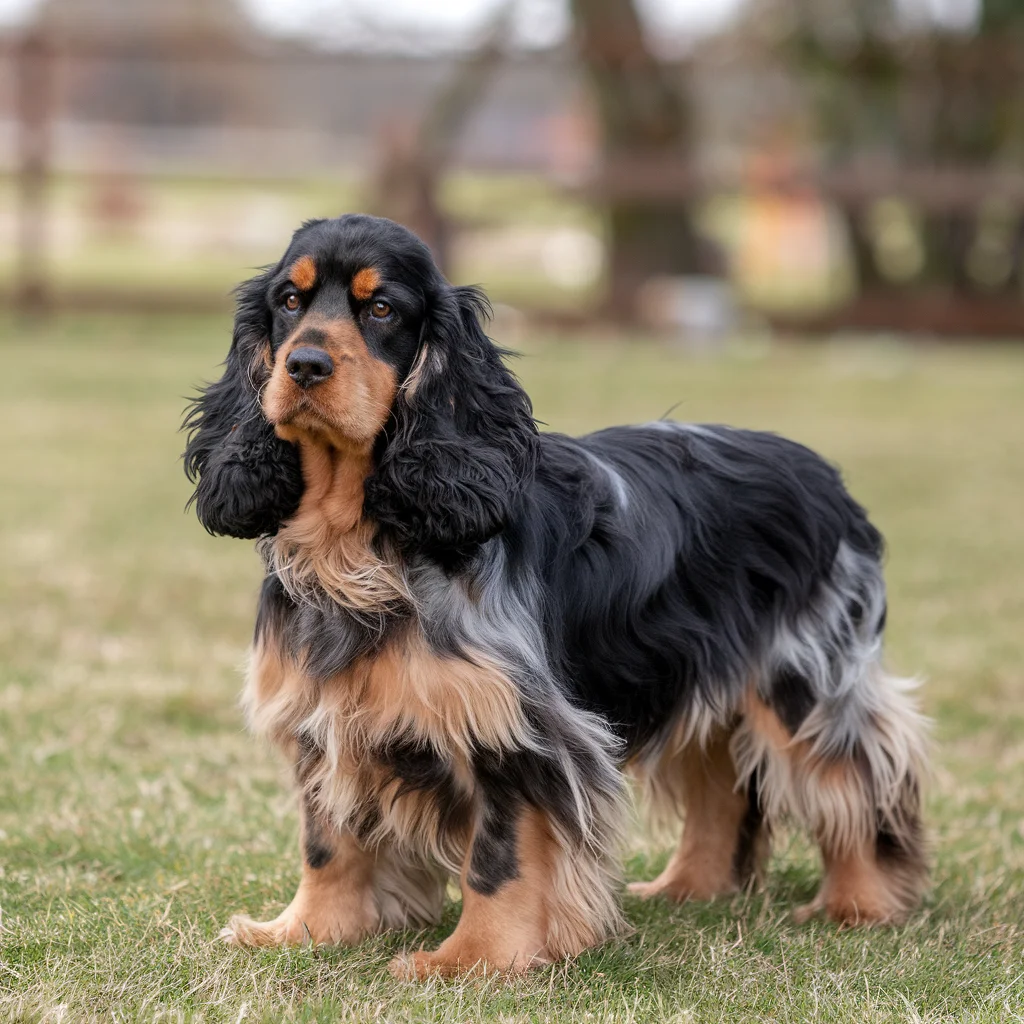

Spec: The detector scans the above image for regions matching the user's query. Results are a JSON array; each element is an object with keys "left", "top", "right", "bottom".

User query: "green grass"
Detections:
[{"left": 1, "top": 316, "right": 1023, "bottom": 1022}]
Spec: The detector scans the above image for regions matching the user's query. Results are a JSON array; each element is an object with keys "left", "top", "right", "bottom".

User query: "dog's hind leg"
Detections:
[
  {"left": 736, "top": 671, "right": 928, "bottom": 926},
  {"left": 629, "top": 724, "right": 769, "bottom": 902},
  {"left": 729, "top": 540, "right": 929, "bottom": 925}
]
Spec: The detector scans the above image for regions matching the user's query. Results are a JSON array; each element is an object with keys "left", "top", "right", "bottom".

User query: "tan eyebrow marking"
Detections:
[
  {"left": 351, "top": 267, "right": 380, "bottom": 301},
  {"left": 288, "top": 256, "right": 317, "bottom": 291}
]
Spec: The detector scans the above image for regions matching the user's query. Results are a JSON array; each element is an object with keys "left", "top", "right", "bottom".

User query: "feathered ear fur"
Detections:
[
  {"left": 364, "top": 286, "right": 538, "bottom": 559},
  {"left": 182, "top": 273, "right": 304, "bottom": 538}
]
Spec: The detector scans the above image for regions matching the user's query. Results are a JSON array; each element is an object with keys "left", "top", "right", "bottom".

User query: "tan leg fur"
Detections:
[
  {"left": 221, "top": 807, "right": 379, "bottom": 948},
  {"left": 389, "top": 807, "right": 560, "bottom": 978},
  {"left": 630, "top": 726, "right": 760, "bottom": 902}
]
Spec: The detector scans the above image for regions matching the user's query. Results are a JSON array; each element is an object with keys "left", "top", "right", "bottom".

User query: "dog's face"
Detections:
[
  {"left": 261, "top": 220, "right": 432, "bottom": 448},
  {"left": 184, "top": 214, "right": 538, "bottom": 556}
]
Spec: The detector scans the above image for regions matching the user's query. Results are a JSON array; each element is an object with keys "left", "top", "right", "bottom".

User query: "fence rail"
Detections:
[{"left": 3, "top": 27, "right": 1024, "bottom": 335}]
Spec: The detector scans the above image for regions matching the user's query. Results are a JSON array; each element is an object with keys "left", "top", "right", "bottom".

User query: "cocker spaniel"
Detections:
[{"left": 183, "top": 214, "right": 927, "bottom": 978}]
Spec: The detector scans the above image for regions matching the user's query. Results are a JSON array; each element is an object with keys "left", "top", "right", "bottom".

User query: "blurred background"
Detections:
[{"left": 3, "top": 0, "right": 1024, "bottom": 336}]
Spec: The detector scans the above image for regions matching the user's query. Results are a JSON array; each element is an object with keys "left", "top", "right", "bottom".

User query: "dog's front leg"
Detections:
[
  {"left": 221, "top": 795, "right": 380, "bottom": 948},
  {"left": 388, "top": 802, "right": 554, "bottom": 978}
]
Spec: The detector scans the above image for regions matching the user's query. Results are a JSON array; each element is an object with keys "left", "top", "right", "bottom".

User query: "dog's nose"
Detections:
[{"left": 286, "top": 347, "right": 334, "bottom": 389}]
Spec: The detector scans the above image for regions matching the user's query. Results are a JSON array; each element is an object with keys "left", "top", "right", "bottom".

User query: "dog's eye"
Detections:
[
  {"left": 370, "top": 300, "right": 392, "bottom": 319},
  {"left": 283, "top": 292, "right": 301, "bottom": 313}
]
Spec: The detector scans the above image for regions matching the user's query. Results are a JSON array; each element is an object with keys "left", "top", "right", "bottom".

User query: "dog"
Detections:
[{"left": 183, "top": 213, "right": 928, "bottom": 978}]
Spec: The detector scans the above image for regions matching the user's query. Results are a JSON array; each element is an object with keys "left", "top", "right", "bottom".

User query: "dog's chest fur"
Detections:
[
  {"left": 244, "top": 563, "right": 531, "bottom": 866},
  {"left": 240, "top": 436, "right": 539, "bottom": 861}
]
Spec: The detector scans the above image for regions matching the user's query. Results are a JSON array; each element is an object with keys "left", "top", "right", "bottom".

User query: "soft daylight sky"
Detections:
[{"left": 0, "top": 0, "right": 982, "bottom": 46}]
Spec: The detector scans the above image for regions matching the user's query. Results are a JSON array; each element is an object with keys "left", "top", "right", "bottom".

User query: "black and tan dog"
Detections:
[{"left": 184, "top": 214, "right": 928, "bottom": 977}]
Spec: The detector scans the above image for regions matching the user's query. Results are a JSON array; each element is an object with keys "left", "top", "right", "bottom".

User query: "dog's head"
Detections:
[{"left": 184, "top": 214, "right": 538, "bottom": 556}]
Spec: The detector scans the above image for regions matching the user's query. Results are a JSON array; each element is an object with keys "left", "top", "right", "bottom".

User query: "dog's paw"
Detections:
[
  {"left": 388, "top": 951, "right": 446, "bottom": 980},
  {"left": 388, "top": 947, "right": 542, "bottom": 980},
  {"left": 626, "top": 879, "right": 669, "bottom": 901},
  {"left": 793, "top": 893, "right": 900, "bottom": 927},
  {"left": 627, "top": 874, "right": 736, "bottom": 903},
  {"left": 219, "top": 912, "right": 314, "bottom": 948}
]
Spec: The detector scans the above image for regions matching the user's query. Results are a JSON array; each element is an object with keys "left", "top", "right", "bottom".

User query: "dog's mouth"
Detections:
[
  {"left": 269, "top": 390, "right": 313, "bottom": 423},
  {"left": 265, "top": 377, "right": 379, "bottom": 452},
  {"left": 267, "top": 390, "right": 338, "bottom": 436}
]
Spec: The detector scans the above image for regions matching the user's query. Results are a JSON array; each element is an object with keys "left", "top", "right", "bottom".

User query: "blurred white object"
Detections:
[
  {"left": 540, "top": 228, "right": 604, "bottom": 289},
  {"left": 638, "top": 275, "right": 738, "bottom": 346}
]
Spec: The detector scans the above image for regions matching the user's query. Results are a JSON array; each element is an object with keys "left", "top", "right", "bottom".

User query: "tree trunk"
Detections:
[
  {"left": 570, "top": 0, "right": 717, "bottom": 322},
  {"left": 370, "top": 5, "right": 512, "bottom": 272},
  {"left": 840, "top": 202, "right": 888, "bottom": 293}
]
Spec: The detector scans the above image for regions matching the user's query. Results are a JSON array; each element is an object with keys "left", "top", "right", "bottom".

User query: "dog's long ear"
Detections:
[
  {"left": 182, "top": 273, "right": 304, "bottom": 538},
  {"left": 364, "top": 285, "right": 538, "bottom": 558}
]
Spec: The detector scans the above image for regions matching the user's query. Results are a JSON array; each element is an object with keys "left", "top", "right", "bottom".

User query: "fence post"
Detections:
[{"left": 15, "top": 28, "right": 53, "bottom": 314}]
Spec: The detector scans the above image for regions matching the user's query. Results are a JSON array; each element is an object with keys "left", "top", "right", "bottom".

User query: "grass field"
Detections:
[{"left": 1, "top": 315, "right": 1023, "bottom": 1022}]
